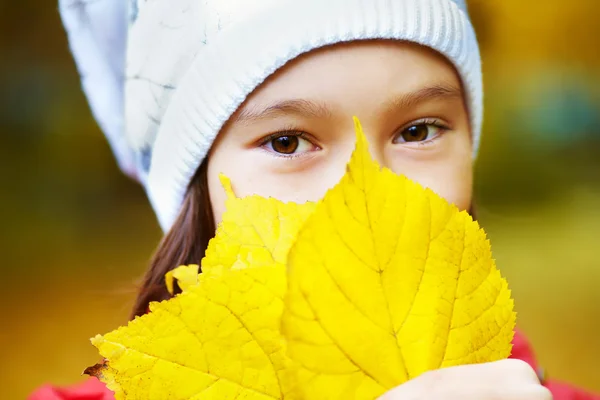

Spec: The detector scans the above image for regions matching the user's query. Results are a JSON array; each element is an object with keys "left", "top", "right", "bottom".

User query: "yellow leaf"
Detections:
[
  {"left": 92, "top": 270, "right": 289, "bottom": 400},
  {"left": 281, "top": 117, "right": 516, "bottom": 399},
  {"left": 202, "top": 175, "right": 316, "bottom": 298},
  {"left": 165, "top": 264, "right": 200, "bottom": 295},
  {"left": 88, "top": 178, "right": 315, "bottom": 399}
]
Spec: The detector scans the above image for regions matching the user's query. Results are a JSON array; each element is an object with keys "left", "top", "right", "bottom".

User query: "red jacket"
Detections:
[{"left": 30, "top": 330, "right": 599, "bottom": 400}]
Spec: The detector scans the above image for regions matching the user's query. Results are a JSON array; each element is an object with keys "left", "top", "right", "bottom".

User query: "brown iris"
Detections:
[
  {"left": 400, "top": 125, "right": 429, "bottom": 142},
  {"left": 271, "top": 136, "right": 299, "bottom": 154}
]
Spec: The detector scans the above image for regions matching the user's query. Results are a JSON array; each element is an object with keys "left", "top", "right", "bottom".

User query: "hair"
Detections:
[
  {"left": 130, "top": 155, "right": 479, "bottom": 319},
  {"left": 130, "top": 158, "right": 214, "bottom": 318}
]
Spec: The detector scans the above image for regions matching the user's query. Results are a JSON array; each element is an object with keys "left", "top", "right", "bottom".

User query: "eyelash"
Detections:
[
  {"left": 258, "top": 128, "right": 317, "bottom": 159},
  {"left": 258, "top": 118, "right": 450, "bottom": 158},
  {"left": 394, "top": 118, "right": 450, "bottom": 146}
]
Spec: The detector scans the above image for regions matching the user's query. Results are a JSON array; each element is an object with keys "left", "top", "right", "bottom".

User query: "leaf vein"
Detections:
[
  {"left": 297, "top": 286, "right": 387, "bottom": 390},
  {"left": 102, "top": 340, "right": 278, "bottom": 399},
  {"left": 438, "top": 215, "right": 465, "bottom": 368}
]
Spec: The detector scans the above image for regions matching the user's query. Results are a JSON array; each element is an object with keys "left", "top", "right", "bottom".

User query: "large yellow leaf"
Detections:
[
  {"left": 88, "top": 179, "right": 315, "bottom": 400},
  {"left": 281, "top": 118, "right": 516, "bottom": 399}
]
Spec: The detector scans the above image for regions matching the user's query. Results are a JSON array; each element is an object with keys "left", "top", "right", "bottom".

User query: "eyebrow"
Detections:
[
  {"left": 233, "top": 83, "right": 462, "bottom": 124},
  {"left": 233, "top": 99, "right": 332, "bottom": 124},
  {"left": 381, "top": 83, "right": 463, "bottom": 115}
]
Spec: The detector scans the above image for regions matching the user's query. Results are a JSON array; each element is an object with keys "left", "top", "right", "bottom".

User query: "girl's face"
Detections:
[{"left": 208, "top": 41, "right": 473, "bottom": 225}]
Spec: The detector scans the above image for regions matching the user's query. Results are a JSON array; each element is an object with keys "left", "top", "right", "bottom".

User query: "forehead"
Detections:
[{"left": 241, "top": 41, "right": 464, "bottom": 108}]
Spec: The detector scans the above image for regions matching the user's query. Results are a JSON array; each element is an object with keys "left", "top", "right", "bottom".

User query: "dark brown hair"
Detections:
[
  {"left": 130, "top": 157, "right": 478, "bottom": 318},
  {"left": 130, "top": 158, "right": 215, "bottom": 318}
]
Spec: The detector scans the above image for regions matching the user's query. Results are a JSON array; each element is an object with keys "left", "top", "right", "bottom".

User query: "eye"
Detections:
[
  {"left": 393, "top": 122, "right": 446, "bottom": 144},
  {"left": 261, "top": 132, "right": 318, "bottom": 156}
]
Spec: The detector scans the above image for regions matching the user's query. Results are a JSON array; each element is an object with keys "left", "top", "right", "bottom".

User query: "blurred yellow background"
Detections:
[{"left": 1, "top": 0, "right": 598, "bottom": 398}]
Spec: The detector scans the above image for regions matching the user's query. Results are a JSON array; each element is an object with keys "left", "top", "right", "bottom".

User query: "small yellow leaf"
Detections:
[
  {"left": 92, "top": 269, "right": 290, "bottom": 400},
  {"left": 202, "top": 175, "right": 315, "bottom": 299},
  {"left": 281, "top": 117, "right": 516, "bottom": 399},
  {"left": 165, "top": 264, "right": 200, "bottom": 295},
  {"left": 90, "top": 178, "right": 315, "bottom": 399}
]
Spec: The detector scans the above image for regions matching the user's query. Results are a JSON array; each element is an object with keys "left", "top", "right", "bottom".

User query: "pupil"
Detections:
[
  {"left": 272, "top": 136, "right": 299, "bottom": 154},
  {"left": 402, "top": 125, "right": 428, "bottom": 142}
]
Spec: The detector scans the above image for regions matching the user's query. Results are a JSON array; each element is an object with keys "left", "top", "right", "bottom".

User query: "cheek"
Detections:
[
  {"left": 435, "top": 167, "right": 473, "bottom": 211},
  {"left": 207, "top": 152, "right": 349, "bottom": 225},
  {"left": 207, "top": 150, "right": 330, "bottom": 226},
  {"left": 388, "top": 156, "right": 473, "bottom": 212},
  {"left": 207, "top": 146, "right": 255, "bottom": 226}
]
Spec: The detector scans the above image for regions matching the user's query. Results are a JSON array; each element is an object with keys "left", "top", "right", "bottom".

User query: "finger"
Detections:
[
  {"left": 497, "top": 359, "right": 544, "bottom": 384},
  {"left": 493, "top": 385, "right": 554, "bottom": 400}
]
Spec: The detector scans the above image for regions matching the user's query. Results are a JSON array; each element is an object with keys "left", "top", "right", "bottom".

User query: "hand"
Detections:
[{"left": 379, "top": 359, "right": 552, "bottom": 400}]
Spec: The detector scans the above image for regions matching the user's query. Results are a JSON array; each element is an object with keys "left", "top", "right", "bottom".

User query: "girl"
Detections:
[{"left": 32, "top": 0, "right": 599, "bottom": 398}]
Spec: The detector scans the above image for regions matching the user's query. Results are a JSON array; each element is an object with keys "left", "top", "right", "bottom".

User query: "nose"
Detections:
[
  {"left": 367, "top": 142, "right": 387, "bottom": 169},
  {"left": 331, "top": 118, "right": 389, "bottom": 177},
  {"left": 358, "top": 124, "right": 387, "bottom": 169}
]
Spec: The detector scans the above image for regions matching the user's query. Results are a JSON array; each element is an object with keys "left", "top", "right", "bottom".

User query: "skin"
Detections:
[
  {"left": 208, "top": 41, "right": 473, "bottom": 225},
  {"left": 207, "top": 41, "right": 550, "bottom": 399}
]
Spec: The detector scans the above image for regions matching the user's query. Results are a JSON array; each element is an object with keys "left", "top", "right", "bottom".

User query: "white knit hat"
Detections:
[{"left": 60, "top": 0, "right": 482, "bottom": 232}]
